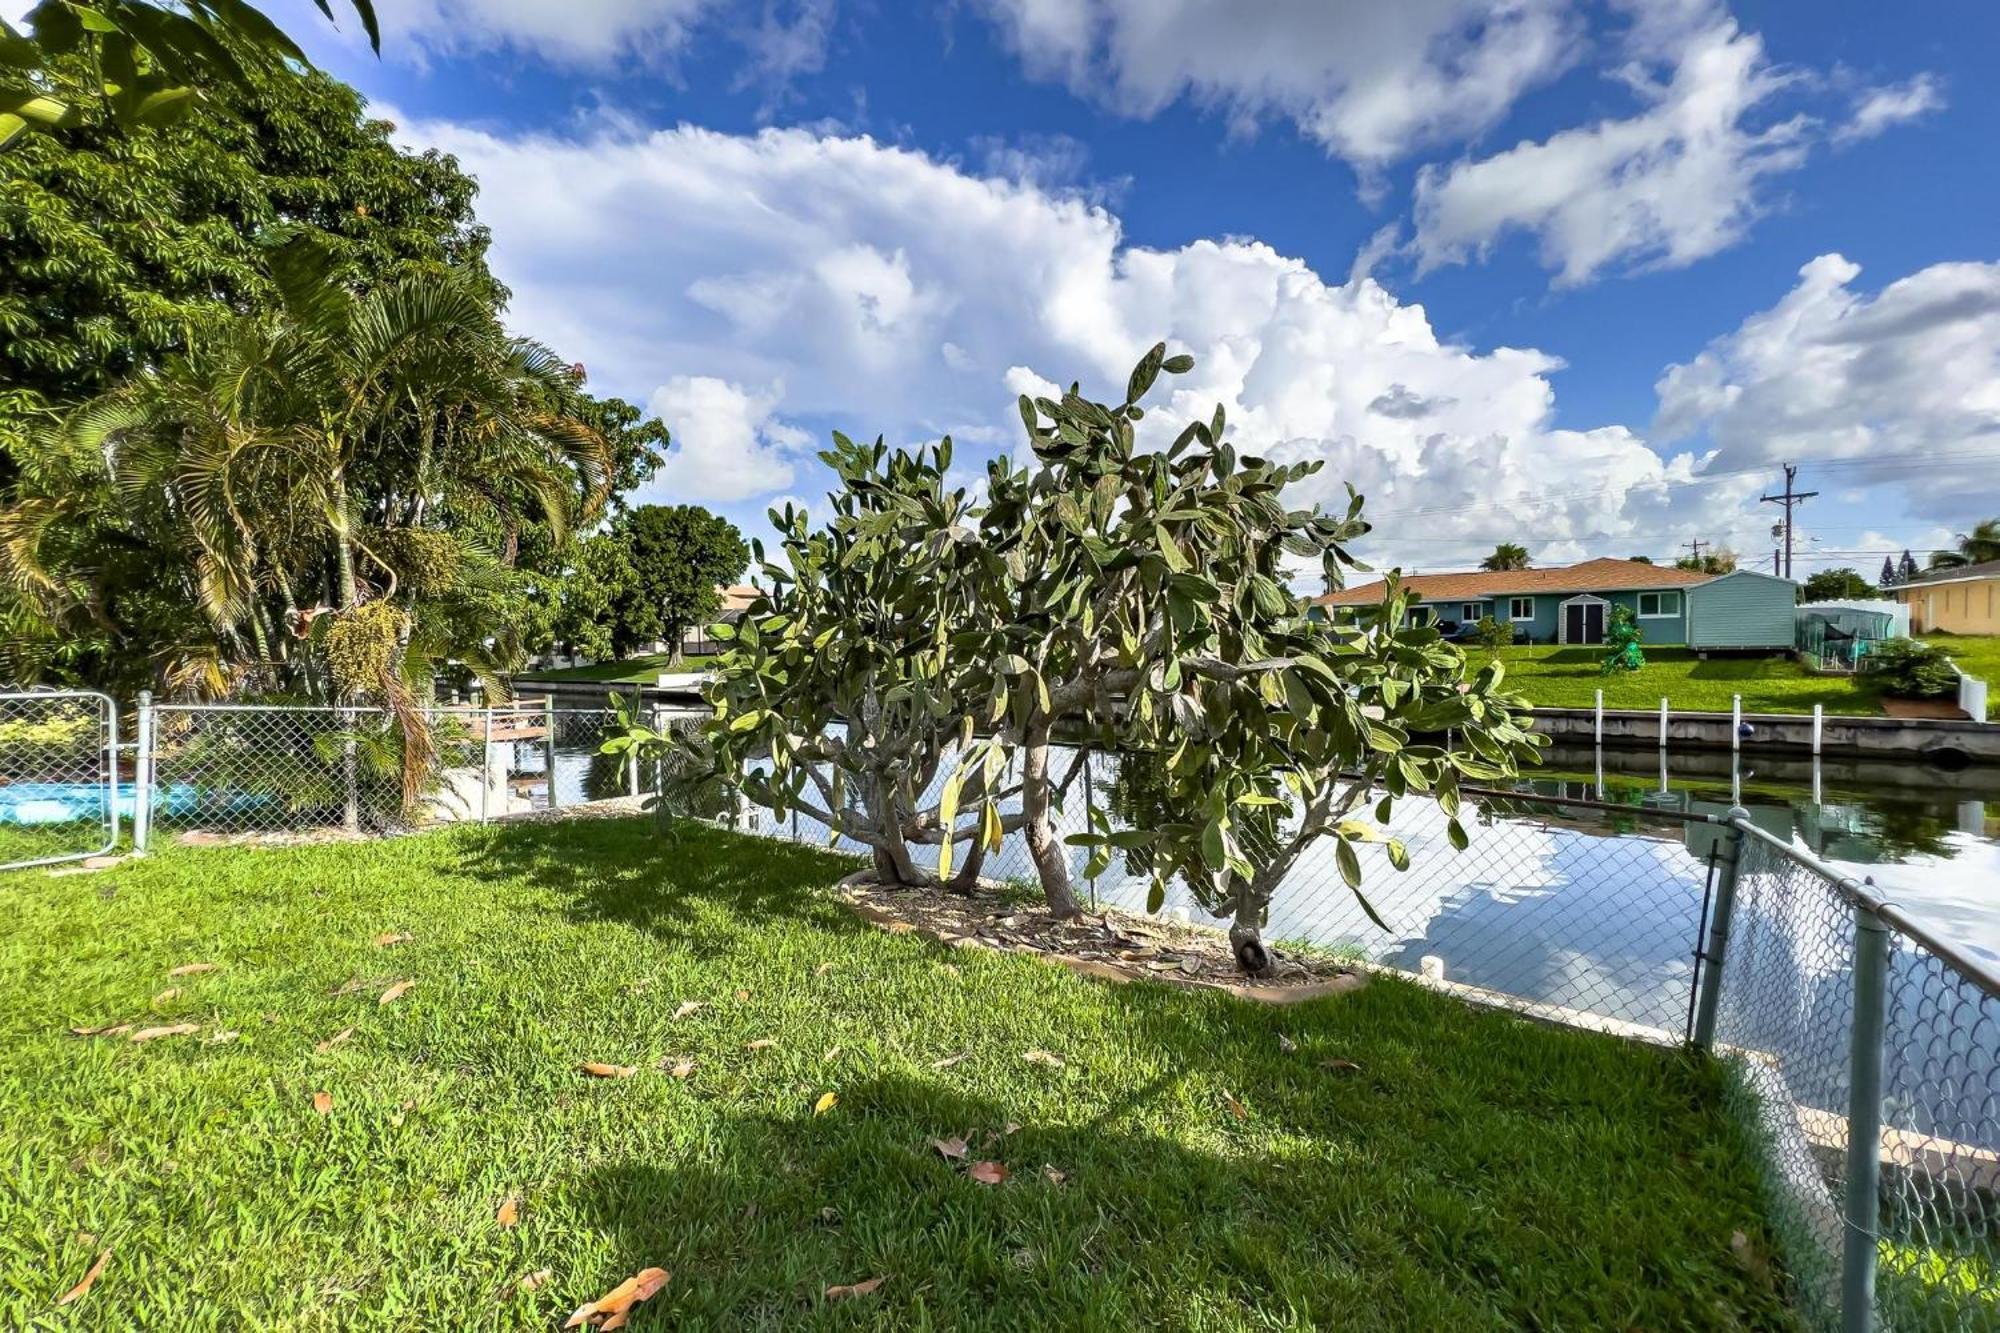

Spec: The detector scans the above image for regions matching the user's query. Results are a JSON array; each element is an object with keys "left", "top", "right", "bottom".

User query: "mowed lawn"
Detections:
[
  {"left": 0, "top": 818, "right": 1797, "bottom": 1330},
  {"left": 1481, "top": 645, "right": 1885, "bottom": 714},
  {"left": 516, "top": 654, "right": 700, "bottom": 685},
  {"left": 1926, "top": 633, "right": 2000, "bottom": 687}
]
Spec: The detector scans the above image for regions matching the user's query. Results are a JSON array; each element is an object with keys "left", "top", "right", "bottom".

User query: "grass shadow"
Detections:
[{"left": 458, "top": 815, "right": 867, "bottom": 945}]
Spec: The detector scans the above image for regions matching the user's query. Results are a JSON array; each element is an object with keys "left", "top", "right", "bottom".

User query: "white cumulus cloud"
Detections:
[
  {"left": 971, "top": 0, "right": 1580, "bottom": 168},
  {"left": 1654, "top": 253, "right": 2000, "bottom": 514}
]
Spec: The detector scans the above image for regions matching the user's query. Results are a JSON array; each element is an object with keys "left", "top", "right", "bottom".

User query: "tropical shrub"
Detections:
[
  {"left": 1472, "top": 615, "right": 1515, "bottom": 649},
  {"left": 1870, "top": 639, "right": 1959, "bottom": 699},
  {"left": 1601, "top": 605, "right": 1645, "bottom": 674}
]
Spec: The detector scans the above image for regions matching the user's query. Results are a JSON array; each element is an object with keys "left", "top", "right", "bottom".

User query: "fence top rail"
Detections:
[
  {"left": 145, "top": 702, "right": 627, "bottom": 716},
  {"left": 1729, "top": 814, "right": 2000, "bottom": 1004},
  {"left": 0, "top": 688, "right": 115, "bottom": 707}
]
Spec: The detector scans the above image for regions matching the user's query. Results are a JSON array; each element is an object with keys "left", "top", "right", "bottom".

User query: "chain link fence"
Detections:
[
  {"left": 0, "top": 690, "right": 118, "bottom": 869},
  {"left": 1, "top": 697, "right": 1994, "bottom": 1327}
]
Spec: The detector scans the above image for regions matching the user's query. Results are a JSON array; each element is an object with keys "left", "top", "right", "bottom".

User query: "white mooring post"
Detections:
[
  {"left": 1812, "top": 703, "right": 1824, "bottom": 757},
  {"left": 1658, "top": 696, "right": 1669, "bottom": 749},
  {"left": 1731, "top": 694, "right": 1743, "bottom": 752},
  {"left": 1594, "top": 689, "right": 1604, "bottom": 746}
]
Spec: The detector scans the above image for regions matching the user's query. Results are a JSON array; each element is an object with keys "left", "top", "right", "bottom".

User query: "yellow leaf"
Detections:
[
  {"left": 378, "top": 979, "right": 414, "bottom": 1005},
  {"left": 580, "top": 1062, "right": 637, "bottom": 1079},
  {"left": 128, "top": 1023, "right": 199, "bottom": 1043},
  {"left": 563, "top": 1267, "right": 669, "bottom": 1329},
  {"left": 312, "top": 1090, "right": 333, "bottom": 1116},
  {"left": 497, "top": 1195, "right": 521, "bottom": 1228},
  {"left": 813, "top": 1091, "right": 838, "bottom": 1115},
  {"left": 55, "top": 1247, "right": 110, "bottom": 1307}
]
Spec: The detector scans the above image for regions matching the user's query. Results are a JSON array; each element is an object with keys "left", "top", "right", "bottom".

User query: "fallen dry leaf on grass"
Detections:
[
  {"left": 1042, "top": 1165, "right": 1068, "bottom": 1185},
  {"left": 1321, "top": 1058, "right": 1360, "bottom": 1074},
  {"left": 967, "top": 1161, "right": 1009, "bottom": 1185},
  {"left": 372, "top": 931, "right": 413, "bottom": 948},
  {"left": 1223, "top": 1093, "right": 1249, "bottom": 1121},
  {"left": 150, "top": 987, "right": 183, "bottom": 1008},
  {"left": 822, "top": 1045, "right": 842, "bottom": 1062},
  {"left": 744, "top": 1038, "right": 776, "bottom": 1051},
  {"left": 1020, "top": 1049, "right": 1064, "bottom": 1069},
  {"left": 734, "top": 988, "right": 751, "bottom": 1002},
  {"left": 580, "top": 1062, "right": 638, "bottom": 1079},
  {"left": 563, "top": 1266, "right": 669, "bottom": 1330},
  {"left": 206, "top": 1030, "right": 241, "bottom": 1045},
  {"left": 56, "top": 1247, "right": 110, "bottom": 1306},
  {"left": 813, "top": 1091, "right": 838, "bottom": 1115},
  {"left": 825, "top": 1275, "right": 887, "bottom": 1300},
  {"left": 497, "top": 1195, "right": 521, "bottom": 1228},
  {"left": 70, "top": 1023, "right": 133, "bottom": 1038},
  {"left": 671, "top": 1000, "right": 705, "bottom": 1020},
  {"left": 931, "top": 1136, "right": 969, "bottom": 1161},
  {"left": 311, "top": 1090, "right": 333, "bottom": 1116},
  {"left": 128, "top": 1023, "right": 199, "bottom": 1043},
  {"left": 1277, "top": 1034, "right": 1297, "bottom": 1054},
  {"left": 378, "top": 980, "right": 414, "bottom": 1006},
  {"left": 664, "top": 1060, "right": 696, "bottom": 1079},
  {"left": 814, "top": 962, "right": 835, "bottom": 976},
  {"left": 930, "top": 1051, "right": 968, "bottom": 1070},
  {"left": 315, "top": 1026, "right": 356, "bottom": 1053},
  {"left": 517, "top": 1267, "right": 552, "bottom": 1293},
  {"left": 168, "top": 962, "right": 219, "bottom": 977}
]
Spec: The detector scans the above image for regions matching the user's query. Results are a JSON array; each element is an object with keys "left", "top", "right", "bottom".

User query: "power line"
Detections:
[{"left": 1758, "top": 463, "right": 1818, "bottom": 580}]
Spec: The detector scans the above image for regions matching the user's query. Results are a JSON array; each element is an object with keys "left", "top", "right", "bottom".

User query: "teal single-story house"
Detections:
[{"left": 1312, "top": 557, "right": 1799, "bottom": 650}]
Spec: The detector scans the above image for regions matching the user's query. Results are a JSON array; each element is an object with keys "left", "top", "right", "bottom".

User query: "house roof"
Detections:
[
  {"left": 1893, "top": 558, "right": 2000, "bottom": 588},
  {"left": 717, "top": 584, "right": 762, "bottom": 614},
  {"left": 1313, "top": 557, "right": 1715, "bottom": 608}
]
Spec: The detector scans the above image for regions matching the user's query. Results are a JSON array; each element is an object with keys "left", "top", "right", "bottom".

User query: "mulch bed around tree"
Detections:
[{"left": 834, "top": 873, "right": 1365, "bottom": 1005}]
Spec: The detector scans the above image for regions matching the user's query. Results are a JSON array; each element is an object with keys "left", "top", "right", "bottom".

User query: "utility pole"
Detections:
[
  {"left": 1759, "top": 464, "right": 1818, "bottom": 580},
  {"left": 1682, "top": 537, "right": 1708, "bottom": 568}
]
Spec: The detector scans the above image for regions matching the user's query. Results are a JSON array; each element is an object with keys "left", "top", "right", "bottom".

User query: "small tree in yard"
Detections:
[
  {"left": 614, "top": 343, "right": 1544, "bottom": 972},
  {"left": 1601, "top": 604, "right": 1645, "bottom": 674},
  {"left": 1472, "top": 615, "right": 1514, "bottom": 649},
  {"left": 606, "top": 505, "right": 748, "bottom": 660}
]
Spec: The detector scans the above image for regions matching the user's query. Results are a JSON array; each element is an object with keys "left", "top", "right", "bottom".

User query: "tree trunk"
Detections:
[
  {"left": 1227, "top": 875, "right": 1275, "bottom": 975},
  {"left": 1020, "top": 723, "right": 1081, "bottom": 917}
]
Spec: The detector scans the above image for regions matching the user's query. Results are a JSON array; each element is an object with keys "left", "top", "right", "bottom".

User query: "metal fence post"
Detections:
[
  {"left": 101, "top": 693, "right": 119, "bottom": 852},
  {"left": 626, "top": 692, "right": 641, "bottom": 799},
  {"left": 341, "top": 706, "right": 360, "bottom": 834},
  {"left": 1841, "top": 903, "right": 1890, "bottom": 1333},
  {"left": 133, "top": 690, "right": 153, "bottom": 853},
  {"left": 542, "top": 697, "right": 560, "bottom": 811},
  {"left": 480, "top": 705, "right": 493, "bottom": 825},
  {"left": 1692, "top": 807, "right": 1751, "bottom": 1050},
  {"left": 1082, "top": 752, "right": 1098, "bottom": 910}
]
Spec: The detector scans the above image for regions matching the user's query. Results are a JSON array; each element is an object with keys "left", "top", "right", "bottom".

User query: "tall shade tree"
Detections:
[
  {"left": 2, "top": 57, "right": 499, "bottom": 455},
  {"left": 1800, "top": 568, "right": 1878, "bottom": 602},
  {"left": 1479, "top": 542, "right": 1530, "bottom": 571},
  {"left": 1926, "top": 518, "right": 2000, "bottom": 570},
  {"left": 2, "top": 0, "right": 379, "bottom": 149},
  {"left": 605, "top": 504, "right": 749, "bottom": 660}
]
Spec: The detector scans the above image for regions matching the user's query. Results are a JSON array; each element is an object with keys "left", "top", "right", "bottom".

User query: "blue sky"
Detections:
[{"left": 270, "top": 0, "right": 2000, "bottom": 581}]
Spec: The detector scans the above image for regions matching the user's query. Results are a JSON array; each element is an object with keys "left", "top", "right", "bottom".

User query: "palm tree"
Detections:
[
  {"left": 0, "top": 237, "right": 612, "bottom": 793},
  {"left": 1926, "top": 518, "right": 2000, "bottom": 570},
  {"left": 1479, "top": 542, "right": 1530, "bottom": 571}
]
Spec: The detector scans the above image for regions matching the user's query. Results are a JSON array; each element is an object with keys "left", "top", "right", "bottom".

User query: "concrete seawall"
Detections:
[{"left": 1526, "top": 706, "right": 1999, "bottom": 765}]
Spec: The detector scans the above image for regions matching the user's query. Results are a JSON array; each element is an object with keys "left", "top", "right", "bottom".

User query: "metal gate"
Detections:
[{"left": 0, "top": 690, "right": 119, "bottom": 870}]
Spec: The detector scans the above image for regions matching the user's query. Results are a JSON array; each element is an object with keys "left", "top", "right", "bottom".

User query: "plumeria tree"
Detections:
[{"left": 618, "top": 344, "right": 1543, "bottom": 972}]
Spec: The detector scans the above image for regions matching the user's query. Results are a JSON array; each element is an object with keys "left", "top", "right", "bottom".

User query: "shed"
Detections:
[{"left": 1684, "top": 569, "right": 1798, "bottom": 650}]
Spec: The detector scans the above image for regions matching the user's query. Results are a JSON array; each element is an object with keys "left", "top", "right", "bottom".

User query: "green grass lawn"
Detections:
[
  {"left": 1481, "top": 644, "right": 1885, "bottom": 715},
  {"left": 0, "top": 818, "right": 1797, "bottom": 1329},
  {"left": 516, "top": 654, "right": 709, "bottom": 685},
  {"left": 1925, "top": 633, "right": 2000, "bottom": 687}
]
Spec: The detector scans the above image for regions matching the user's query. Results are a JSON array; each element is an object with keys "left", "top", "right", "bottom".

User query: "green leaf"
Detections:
[
  {"left": 1335, "top": 837, "right": 1362, "bottom": 890},
  {"left": 1446, "top": 817, "right": 1469, "bottom": 852},
  {"left": 1126, "top": 342, "right": 1165, "bottom": 404},
  {"left": 1146, "top": 877, "right": 1166, "bottom": 913},
  {"left": 1386, "top": 839, "right": 1410, "bottom": 871}
]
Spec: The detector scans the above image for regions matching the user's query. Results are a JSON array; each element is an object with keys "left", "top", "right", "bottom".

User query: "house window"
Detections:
[
  {"left": 1461, "top": 602, "right": 1484, "bottom": 623},
  {"left": 1508, "top": 596, "right": 1534, "bottom": 621},
  {"left": 1638, "top": 591, "right": 1681, "bottom": 618}
]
